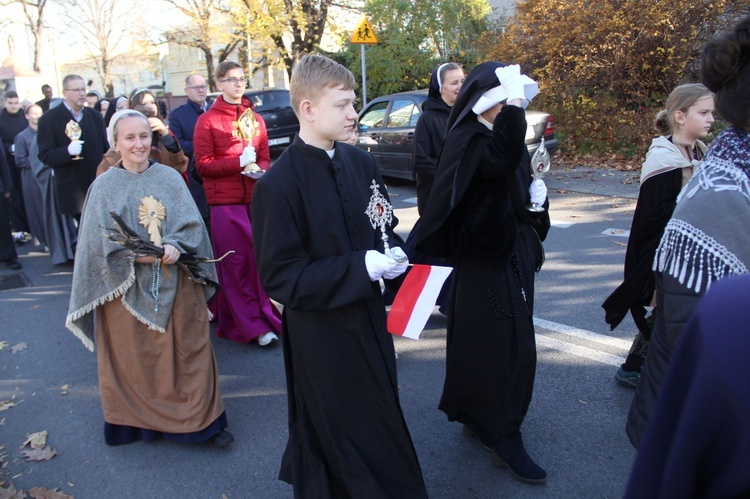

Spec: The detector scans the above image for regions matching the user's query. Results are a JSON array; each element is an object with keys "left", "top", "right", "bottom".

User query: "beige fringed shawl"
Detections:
[
  {"left": 654, "top": 127, "right": 750, "bottom": 294},
  {"left": 66, "top": 163, "right": 217, "bottom": 351}
]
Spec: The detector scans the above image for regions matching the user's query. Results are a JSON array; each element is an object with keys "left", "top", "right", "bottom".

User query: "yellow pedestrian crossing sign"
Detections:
[{"left": 350, "top": 17, "right": 378, "bottom": 45}]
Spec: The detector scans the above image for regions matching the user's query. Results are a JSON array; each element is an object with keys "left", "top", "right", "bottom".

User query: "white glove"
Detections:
[
  {"left": 529, "top": 179, "right": 548, "bottom": 205},
  {"left": 239, "top": 145, "right": 256, "bottom": 167},
  {"left": 386, "top": 246, "right": 409, "bottom": 264},
  {"left": 67, "top": 140, "right": 84, "bottom": 156},
  {"left": 495, "top": 65, "right": 538, "bottom": 108},
  {"left": 365, "top": 250, "right": 408, "bottom": 281}
]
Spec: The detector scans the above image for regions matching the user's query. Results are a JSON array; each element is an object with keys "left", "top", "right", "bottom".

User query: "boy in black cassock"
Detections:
[{"left": 251, "top": 54, "right": 428, "bottom": 498}]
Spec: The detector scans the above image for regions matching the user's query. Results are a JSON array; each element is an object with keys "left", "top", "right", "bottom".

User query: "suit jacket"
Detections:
[
  {"left": 169, "top": 99, "right": 206, "bottom": 158},
  {"left": 37, "top": 103, "right": 107, "bottom": 216},
  {"left": 169, "top": 98, "right": 210, "bottom": 219}
]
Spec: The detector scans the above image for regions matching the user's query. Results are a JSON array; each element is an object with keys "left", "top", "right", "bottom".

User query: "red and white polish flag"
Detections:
[{"left": 387, "top": 264, "right": 453, "bottom": 340}]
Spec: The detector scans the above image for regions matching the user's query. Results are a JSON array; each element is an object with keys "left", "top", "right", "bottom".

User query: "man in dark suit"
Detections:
[
  {"left": 169, "top": 74, "right": 210, "bottom": 225},
  {"left": 37, "top": 74, "right": 107, "bottom": 224},
  {"left": 35, "top": 84, "right": 54, "bottom": 113}
]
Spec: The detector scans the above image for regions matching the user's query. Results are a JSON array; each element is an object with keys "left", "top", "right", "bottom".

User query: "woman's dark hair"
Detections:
[
  {"left": 701, "top": 15, "right": 750, "bottom": 129},
  {"left": 129, "top": 87, "right": 154, "bottom": 110},
  {"left": 216, "top": 61, "right": 242, "bottom": 79}
]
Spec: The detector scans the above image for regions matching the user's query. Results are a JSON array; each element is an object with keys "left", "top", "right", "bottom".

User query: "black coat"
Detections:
[
  {"left": 602, "top": 168, "right": 683, "bottom": 335},
  {"left": 412, "top": 96, "right": 450, "bottom": 215},
  {"left": 0, "top": 109, "right": 28, "bottom": 167},
  {"left": 251, "top": 137, "right": 427, "bottom": 498},
  {"left": 0, "top": 146, "right": 17, "bottom": 261},
  {"left": 169, "top": 99, "right": 209, "bottom": 219},
  {"left": 36, "top": 103, "right": 107, "bottom": 216}
]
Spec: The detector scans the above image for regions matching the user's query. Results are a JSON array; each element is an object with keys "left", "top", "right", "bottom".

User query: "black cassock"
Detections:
[{"left": 252, "top": 137, "right": 427, "bottom": 499}]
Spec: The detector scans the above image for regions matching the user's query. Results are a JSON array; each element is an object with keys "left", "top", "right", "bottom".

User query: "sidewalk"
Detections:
[{"left": 546, "top": 166, "right": 640, "bottom": 200}]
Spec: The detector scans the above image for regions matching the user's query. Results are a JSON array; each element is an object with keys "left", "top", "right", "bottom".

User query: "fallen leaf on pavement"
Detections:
[
  {"left": 0, "top": 341, "right": 8, "bottom": 351},
  {"left": 28, "top": 487, "right": 73, "bottom": 499},
  {"left": 0, "top": 401, "right": 17, "bottom": 412},
  {"left": 20, "top": 446, "right": 56, "bottom": 462},
  {"left": 23, "top": 431, "right": 48, "bottom": 450},
  {"left": 10, "top": 343, "right": 27, "bottom": 354},
  {"left": 0, "top": 483, "right": 25, "bottom": 499}
]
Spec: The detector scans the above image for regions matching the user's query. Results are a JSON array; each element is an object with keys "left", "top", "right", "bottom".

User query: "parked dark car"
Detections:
[
  {"left": 208, "top": 87, "right": 299, "bottom": 149},
  {"left": 356, "top": 89, "right": 559, "bottom": 181}
]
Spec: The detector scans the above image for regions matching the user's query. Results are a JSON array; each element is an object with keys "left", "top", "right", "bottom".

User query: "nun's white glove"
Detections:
[{"left": 529, "top": 179, "right": 548, "bottom": 205}]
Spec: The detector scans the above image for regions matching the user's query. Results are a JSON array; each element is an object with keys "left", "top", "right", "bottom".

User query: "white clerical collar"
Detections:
[{"left": 477, "top": 114, "right": 493, "bottom": 130}]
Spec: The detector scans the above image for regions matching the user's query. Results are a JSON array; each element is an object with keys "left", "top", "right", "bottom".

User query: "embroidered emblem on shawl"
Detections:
[{"left": 138, "top": 196, "right": 166, "bottom": 246}]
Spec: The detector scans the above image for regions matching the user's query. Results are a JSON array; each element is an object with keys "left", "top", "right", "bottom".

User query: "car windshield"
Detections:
[{"left": 249, "top": 91, "right": 290, "bottom": 112}]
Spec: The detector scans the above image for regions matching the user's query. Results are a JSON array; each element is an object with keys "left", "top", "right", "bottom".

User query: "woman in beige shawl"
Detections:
[{"left": 67, "top": 110, "right": 233, "bottom": 447}]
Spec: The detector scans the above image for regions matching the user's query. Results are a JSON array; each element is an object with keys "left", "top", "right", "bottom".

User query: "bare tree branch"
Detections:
[{"left": 1, "top": 0, "right": 48, "bottom": 71}]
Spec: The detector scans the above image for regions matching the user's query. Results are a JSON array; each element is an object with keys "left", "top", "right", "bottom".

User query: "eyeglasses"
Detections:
[
  {"left": 186, "top": 85, "right": 208, "bottom": 91},
  {"left": 219, "top": 77, "right": 247, "bottom": 86},
  {"left": 64, "top": 87, "right": 87, "bottom": 93}
]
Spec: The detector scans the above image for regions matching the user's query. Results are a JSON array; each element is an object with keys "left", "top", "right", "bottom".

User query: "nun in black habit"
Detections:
[{"left": 417, "top": 61, "right": 550, "bottom": 484}]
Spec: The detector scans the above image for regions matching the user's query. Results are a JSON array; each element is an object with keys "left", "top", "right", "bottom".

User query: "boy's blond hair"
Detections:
[{"left": 290, "top": 54, "right": 356, "bottom": 116}]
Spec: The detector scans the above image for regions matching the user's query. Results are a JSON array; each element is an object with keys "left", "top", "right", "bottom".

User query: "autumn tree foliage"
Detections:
[
  {"left": 332, "top": 0, "right": 492, "bottom": 100},
  {"left": 488, "top": 0, "right": 749, "bottom": 158}
]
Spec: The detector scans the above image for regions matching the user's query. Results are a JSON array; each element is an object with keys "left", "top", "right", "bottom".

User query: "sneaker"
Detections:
[
  {"left": 212, "top": 430, "right": 235, "bottom": 448},
  {"left": 12, "top": 232, "right": 27, "bottom": 245},
  {"left": 257, "top": 331, "right": 279, "bottom": 347},
  {"left": 4, "top": 259, "right": 21, "bottom": 270},
  {"left": 615, "top": 366, "right": 640, "bottom": 388},
  {"left": 492, "top": 433, "right": 547, "bottom": 484}
]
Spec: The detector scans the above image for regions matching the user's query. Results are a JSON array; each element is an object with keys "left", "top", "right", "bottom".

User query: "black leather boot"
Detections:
[
  {"left": 492, "top": 433, "right": 547, "bottom": 484},
  {"left": 462, "top": 422, "right": 496, "bottom": 451}
]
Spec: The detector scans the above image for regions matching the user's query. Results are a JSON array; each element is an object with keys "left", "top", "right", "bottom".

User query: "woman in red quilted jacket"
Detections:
[{"left": 194, "top": 61, "right": 282, "bottom": 346}]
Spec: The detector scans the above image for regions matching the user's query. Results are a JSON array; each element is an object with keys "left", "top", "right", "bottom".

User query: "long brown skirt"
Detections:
[{"left": 96, "top": 270, "right": 224, "bottom": 433}]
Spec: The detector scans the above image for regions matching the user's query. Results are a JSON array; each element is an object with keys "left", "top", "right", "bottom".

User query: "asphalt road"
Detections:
[{"left": 0, "top": 169, "right": 643, "bottom": 498}]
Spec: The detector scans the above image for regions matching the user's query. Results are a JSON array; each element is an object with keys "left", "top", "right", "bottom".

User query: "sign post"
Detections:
[{"left": 350, "top": 17, "right": 378, "bottom": 107}]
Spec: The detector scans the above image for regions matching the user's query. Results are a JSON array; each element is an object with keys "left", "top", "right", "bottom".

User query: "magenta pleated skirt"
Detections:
[{"left": 209, "top": 204, "right": 282, "bottom": 342}]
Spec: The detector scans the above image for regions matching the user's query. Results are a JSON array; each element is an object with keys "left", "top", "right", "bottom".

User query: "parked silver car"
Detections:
[{"left": 356, "top": 89, "right": 558, "bottom": 181}]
